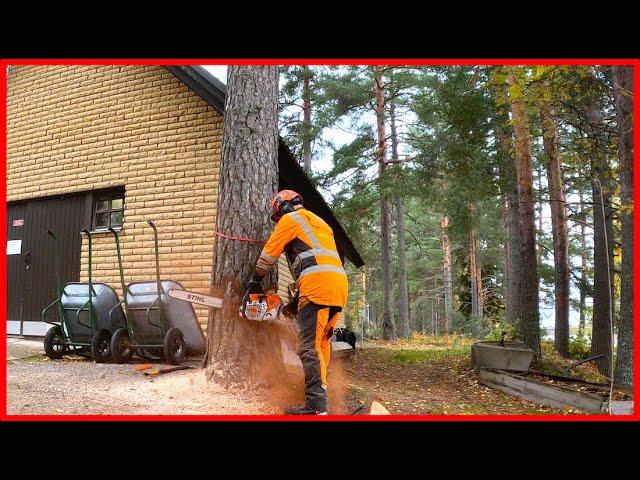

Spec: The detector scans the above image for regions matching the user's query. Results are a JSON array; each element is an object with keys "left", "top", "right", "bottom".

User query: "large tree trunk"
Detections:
[
  {"left": 205, "top": 66, "right": 284, "bottom": 387},
  {"left": 612, "top": 65, "right": 634, "bottom": 387},
  {"left": 302, "top": 65, "right": 312, "bottom": 173},
  {"left": 390, "top": 95, "right": 409, "bottom": 337},
  {"left": 440, "top": 216, "right": 452, "bottom": 336},
  {"left": 586, "top": 97, "right": 614, "bottom": 376},
  {"left": 541, "top": 101, "right": 570, "bottom": 356},
  {"left": 493, "top": 104, "right": 519, "bottom": 325},
  {"left": 506, "top": 68, "right": 541, "bottom": 359},
  {"left": 374, "top": 67, "right": 395, "bottom": 340}
]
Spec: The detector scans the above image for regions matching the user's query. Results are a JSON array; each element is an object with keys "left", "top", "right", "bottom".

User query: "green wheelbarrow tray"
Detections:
[
  {"left": 126, "top": 280, "right": 206, "bottom": 356},
  {"left": 59, "top": 283, "right": 126, "bottom": 344}
]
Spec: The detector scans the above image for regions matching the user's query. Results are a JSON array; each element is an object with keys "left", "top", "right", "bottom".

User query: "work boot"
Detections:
[{"left": 284, "top": 405, "right": 328, "bottom": 415}]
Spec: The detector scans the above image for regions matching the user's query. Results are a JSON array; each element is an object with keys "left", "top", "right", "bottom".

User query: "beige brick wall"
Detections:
[{"left": 7, "top": 65, "right": 222, "bottom": 327}]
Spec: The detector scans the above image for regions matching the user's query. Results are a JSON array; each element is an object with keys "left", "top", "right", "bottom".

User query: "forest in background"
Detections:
[{"left": 277, "top": 65, "right": 634, "bottom": 387}]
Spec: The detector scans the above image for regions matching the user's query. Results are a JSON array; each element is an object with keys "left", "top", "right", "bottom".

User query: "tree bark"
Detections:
[
  {"left": 302, "top": 65, "right": 312, "bottom": 173},
  {"left": 205, "top": 66, "right": 285, "bottom": 387},
  {"left": 586, "top": 97, "right": 614, "bottom": 376},
  {"left": 390, "top": 95, "right": 409, "bottom": 337},
  {"left": 469, "top": 226, "right": 480, "bottom": 337},
  {"left": 506, "top": 68, "right": 541, "bottom": 359},
  {"left": 374, "top": 67, "right": 395, "bottom": 340},
  {"left": 441, "top": 216, "right": 452, "bottom": 336},
  {"left": 541, "top": 101, "right": 570, "bottom": 356},
  {"left": 578, "top": 186, "right": 587, "bottom": 336},
  {"left": 612, "top": 66, "right": 633, "bottom": 387},
  {"left": 493, "top": 104, "right": 519, "bottom": 325}
]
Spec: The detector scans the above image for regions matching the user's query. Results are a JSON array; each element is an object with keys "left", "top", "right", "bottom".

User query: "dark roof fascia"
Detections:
[{"left": 166, "top": 65, "right": 226, "bottom": 114}]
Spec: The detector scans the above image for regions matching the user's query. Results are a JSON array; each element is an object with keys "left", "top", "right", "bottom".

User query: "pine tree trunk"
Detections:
[
  {"left": 612, "top": 65, "right": 633, "bottom": 387},
  {"left": 586, "top": 98, "right": 614, "bottom": 376},
  {"left": 469, "top": 227, "right": 479, "bottom": 337},
  {"left": 535, "top": 165, "right": 544, "bottom": 263},
  {"left": 441, "top": 216, "right": 452, "bottom": 335},
  {"left": 493, "top": 106, "right": 519, "bottom": 325},
  {"left": 578, "top": 187, "right": 587, "bottom": 337},
  {"left": 205, "top": 66, "right": 285, "bottom": 387},
  {"left": 374, "top": 67, "right": 395, "bottom": 340},
  {"left": 506, "top": 68, "right": 541, "bottom": 359},
  {"left": 302, "top": 66, "right": 312, "bottom": 173},
  {"left": 541, "top": 101, "right": 570, "bottom": 356},
  {"left": 390, "top": 96, "right": 409, "bottom": 337}
]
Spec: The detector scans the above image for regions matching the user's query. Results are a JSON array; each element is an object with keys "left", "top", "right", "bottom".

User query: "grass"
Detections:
[
  {"left": 391, "top": 346, "right": 470, "bottom": 363},
  {"left": 532, "top": 341, "right": 608, "bottom": 384}
]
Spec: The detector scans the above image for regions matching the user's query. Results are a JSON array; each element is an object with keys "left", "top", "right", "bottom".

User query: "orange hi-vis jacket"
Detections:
[{"left": 255, "top": 208, "right": 349, "bottom": 308}]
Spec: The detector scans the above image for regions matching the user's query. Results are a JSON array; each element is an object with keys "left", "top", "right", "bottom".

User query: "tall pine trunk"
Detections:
[
  {"left": 493, "top": 103, "right": 519, "bottom": 325},
  {"left": 441, "top": 215, "right": 452, "bottom": 335},
  {"left": 390, "top": 95, "right": 409, "bottom": 337},
  {"left": 469, "top": 226, "right": 480, "bottom": 337},
  {"left": 205, "top": 66, "right": 285, "bottom": 386},
  {"left": 506, "top": 68, "right": 541, "bottom": 359},
  {"left": 578, "top": 186, "right": 587, "bottom": 336},
  {"left": 541, "top": 101, "right": 570, "bottom": 356},
  {"left": 302, "top": 66, "right": 312, "bottom": 173},
  {"left": 374, "top": 67, "right": 395, "bottom": 340},
  {"left": 586, "top": 97, "right": 614, "bottom": 376},
  {"left": 612, "top": 66, "right": 633, "bottom": 387}
]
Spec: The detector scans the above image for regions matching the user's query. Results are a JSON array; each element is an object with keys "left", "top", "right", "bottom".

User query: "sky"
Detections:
[{"left": 202, "top": 65, "right": 589, "bottom": 334}]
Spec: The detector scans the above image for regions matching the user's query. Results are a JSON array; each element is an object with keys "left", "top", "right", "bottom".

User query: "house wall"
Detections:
[{"left": 7, "top": 65, "right": 222, "bottom": 327}]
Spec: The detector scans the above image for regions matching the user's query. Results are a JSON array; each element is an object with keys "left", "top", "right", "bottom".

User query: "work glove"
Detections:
[
  {"left": 282, "top": 291, "right": 299, "bottom": 318},
  {"left": 241, "top": 274, "right": 264, "bottom": 319},
  {"left": 243, "top": 273, "right": 265, "bottom": 296}
]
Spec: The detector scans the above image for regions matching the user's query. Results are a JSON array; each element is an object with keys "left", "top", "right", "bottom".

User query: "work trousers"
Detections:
[{"left": 296, "top": 297, "right": 342, "bottom": 412}]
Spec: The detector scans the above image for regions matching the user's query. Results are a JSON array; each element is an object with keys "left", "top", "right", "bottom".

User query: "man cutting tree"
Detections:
[{"left": 243, "top": 189, "right": 349, "bottom": 415}]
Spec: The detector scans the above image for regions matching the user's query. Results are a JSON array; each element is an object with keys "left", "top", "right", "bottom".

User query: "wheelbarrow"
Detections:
[
  {"left": 108, "top": 221, "right": 205, "bottom": 365},
  {"left": 41, "top": 229, "right": 126, "bottom": 362}
]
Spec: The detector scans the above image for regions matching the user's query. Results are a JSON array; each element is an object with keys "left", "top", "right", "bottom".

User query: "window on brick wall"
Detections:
[{"left": 92, "top": 189, "right": 125, "bottom": 230}]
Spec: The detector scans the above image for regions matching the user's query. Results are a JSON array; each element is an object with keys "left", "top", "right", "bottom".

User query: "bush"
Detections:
[
  {"left": 568, "top": 334, "right": 591, "bottom": 360},
  {"left": 484, "top": 321, "right": 517, "bottom": 342}
]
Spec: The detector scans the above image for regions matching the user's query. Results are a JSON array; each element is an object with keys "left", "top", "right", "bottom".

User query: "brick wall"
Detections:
[{"left": 7, "top": 65, "right": 222, "bottom": 327}]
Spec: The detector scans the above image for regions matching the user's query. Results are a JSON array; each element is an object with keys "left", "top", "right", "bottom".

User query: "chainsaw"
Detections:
[{"left": 167, "top": 288, "right": 289, "bottom": 323}]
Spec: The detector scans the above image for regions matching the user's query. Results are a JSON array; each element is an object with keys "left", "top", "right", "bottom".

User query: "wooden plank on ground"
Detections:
[{"left": 478, "top": 368, "right": 605, "bottom": 413}]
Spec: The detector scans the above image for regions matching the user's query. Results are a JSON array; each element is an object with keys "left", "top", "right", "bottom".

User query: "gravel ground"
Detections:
[{"left": 7, "top": 356, "right": 274, "bottom": 416}]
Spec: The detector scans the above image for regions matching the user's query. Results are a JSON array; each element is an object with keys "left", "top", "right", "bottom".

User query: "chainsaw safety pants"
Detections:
[{"left": 296, "top": 297, "right": 342, "bottom": 412}]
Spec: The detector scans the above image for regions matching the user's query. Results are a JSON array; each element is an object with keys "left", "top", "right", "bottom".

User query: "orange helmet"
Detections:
[{"left": 271, "top": 190, "right": 303, "bottom": 222}]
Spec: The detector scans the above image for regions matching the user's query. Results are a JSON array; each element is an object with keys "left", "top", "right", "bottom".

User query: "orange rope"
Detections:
[{"left": 212, "top": 230, "right": 267, "bottom": 244}]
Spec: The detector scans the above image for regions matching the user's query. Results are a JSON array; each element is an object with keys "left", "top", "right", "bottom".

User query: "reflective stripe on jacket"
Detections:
[{"left": 255, "top": 208, "right": 348, "bottom": 308}]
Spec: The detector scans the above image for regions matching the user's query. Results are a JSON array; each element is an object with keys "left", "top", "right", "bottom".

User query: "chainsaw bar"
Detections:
[
  {"left": 169, "top": 288, "right": 296, "bottom": 328},
  {"left": 168, "top": 289, "right": 223, "bottom": 309}
]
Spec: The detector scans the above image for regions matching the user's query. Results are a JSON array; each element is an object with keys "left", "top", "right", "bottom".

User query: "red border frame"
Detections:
[{"left": 1, "top": 58, "right": 638, "bottom": 422}]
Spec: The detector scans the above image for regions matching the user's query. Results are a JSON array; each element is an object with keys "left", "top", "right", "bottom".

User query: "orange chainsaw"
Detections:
[{"left": 167, "top": 289, "right": 288, "bottom": 323}]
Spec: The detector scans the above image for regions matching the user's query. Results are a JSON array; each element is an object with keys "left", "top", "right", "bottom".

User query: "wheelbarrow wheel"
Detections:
[
  {"left": 163, "top": 327, "right": 186, "bottom": 365},
  {"left": 91, "top": 329, "right": 112, "bottom": 363},
  {"left": 111, "top": 328, "right": 134, "bottom": 364},
  {"left": 44, "top": 325, "right": 67, "bottom": 360}
]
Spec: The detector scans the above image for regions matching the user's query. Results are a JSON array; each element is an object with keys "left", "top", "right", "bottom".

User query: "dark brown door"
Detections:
[{"left": 7, "top": 194, "right": 87, "bottom": 334}]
